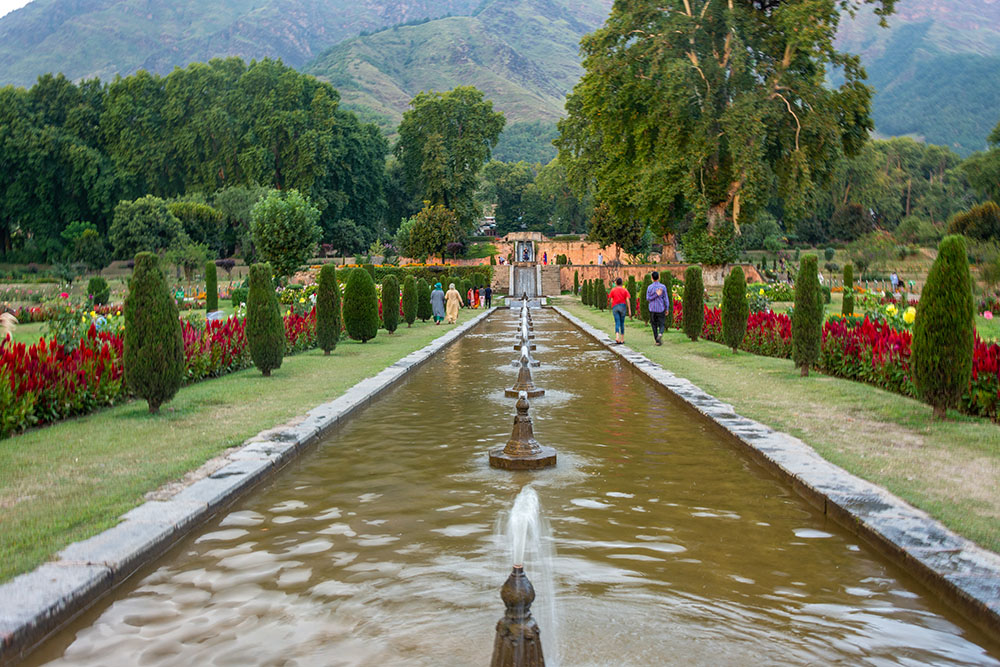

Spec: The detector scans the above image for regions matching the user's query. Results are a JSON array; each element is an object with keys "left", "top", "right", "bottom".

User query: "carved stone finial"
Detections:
[
  {"left": 505, "top": 357, "right": 544, "bottom": 398},
  {"left": 489, "top": 392, "right": 556, "bottom": 469},
  {"left": 490, "top": 566, "right": 545, "bottom": 667}
]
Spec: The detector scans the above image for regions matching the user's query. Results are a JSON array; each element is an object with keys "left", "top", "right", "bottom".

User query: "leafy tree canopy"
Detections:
[{"left": 250, "top": 189, "right": 322, "bottom": 277}]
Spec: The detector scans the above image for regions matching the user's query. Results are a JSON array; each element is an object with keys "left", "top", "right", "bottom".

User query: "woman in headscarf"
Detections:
[
  {"left": 430, "top": 282, "right": 446, "bottom": 325},
  {"left": 445, "top": 282, "right": 462, "bottom": 324}
]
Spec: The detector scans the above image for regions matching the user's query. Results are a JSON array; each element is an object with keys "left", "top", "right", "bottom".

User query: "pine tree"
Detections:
[
  {"left": 639, "top": 274, "right": 652, "bottom": 324},
  {"left": 722, "top": 266, "right": 749, "bottom": 352},
  {"left": 123, "top": 252, "right": 184, "bottom": 413},
  {"left": 402, "top": 275, "right": 417, "bottom": 327},
  {"left": 247, "top": 262, "right": 285, "bottom": 375},
  {"left": 343, "top": 266, "right": 379, "bottom": 342},
  {"left": 792, "top": 255, "right": 823, "bottom": 376},
  {"left": 417, "top": 278, "right": 432, "bottom": 321},
  {"left": 595, "top": 278, "right": 607, "bottom": 310},
  {"left": 912, "top": 235, "right": 974, "bottom": 419},
  {"left": 574, "top": 270, "right": 580, "bottom": 295},
  {"left": 382, "top": 275, "right": 400, "bottom": 333},
  {"left": 842, "top": 264, "right": 855, "bottom": 316},
  {"left": 205, "top": 261, "right": 218, "bottom": 312},
  {"left": 663, "top": 272, "right": 674, "bottom": 329},
  {"left": 682, "top": 266, "right": 704, "bottom": 341},
  {"left": 316, "top": 263, "right": 340, "bottom": 355}
]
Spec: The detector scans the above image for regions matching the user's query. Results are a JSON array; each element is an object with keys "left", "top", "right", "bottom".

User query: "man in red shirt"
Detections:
[{"left": 607, "top": 277, "right": 632, "bottom": 344}]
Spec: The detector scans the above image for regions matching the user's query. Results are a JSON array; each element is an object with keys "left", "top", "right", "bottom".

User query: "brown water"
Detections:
[{"left": 29, "top": 310, "right": 1000, "bottom": 666}]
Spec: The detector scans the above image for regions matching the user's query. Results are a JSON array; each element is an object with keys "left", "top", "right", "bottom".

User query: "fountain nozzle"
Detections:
[{"left": 490, "top": 565, "right": 546, "bottom": 667}]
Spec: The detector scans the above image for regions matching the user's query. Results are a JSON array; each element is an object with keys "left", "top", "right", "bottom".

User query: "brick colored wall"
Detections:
[{"left": 560, "top": 264, "right": 764, "bottom": 291}]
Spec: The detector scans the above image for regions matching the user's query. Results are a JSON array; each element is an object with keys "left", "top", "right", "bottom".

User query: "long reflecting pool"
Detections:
[{"left": 29, "top": 309, "right": 1000, "bottom": 665}]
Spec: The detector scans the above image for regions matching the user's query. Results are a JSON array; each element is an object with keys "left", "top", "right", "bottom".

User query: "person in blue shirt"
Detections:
[{"left": 646, "top": 271, "right": 669, "bottom": 346}]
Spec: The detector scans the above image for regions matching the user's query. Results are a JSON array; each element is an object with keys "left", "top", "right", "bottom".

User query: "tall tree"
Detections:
[
  {"left": 557, "top": 0, "right": 897, "bottom": 249},
  {"left": 395, "top": 86, "right": 505, "bottom": 231}
]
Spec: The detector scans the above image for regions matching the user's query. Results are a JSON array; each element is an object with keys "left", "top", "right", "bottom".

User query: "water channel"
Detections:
[{"left": 29, "top": 309, "right": 1000, "bottom": 665}]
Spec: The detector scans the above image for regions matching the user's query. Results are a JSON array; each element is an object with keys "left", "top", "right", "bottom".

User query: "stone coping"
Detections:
[
  {"left": 553, "top": 305, "right": 1000, "bottom": 639},
  {"left": 0, "top": 309, "right": 497, "bottom": 664}
]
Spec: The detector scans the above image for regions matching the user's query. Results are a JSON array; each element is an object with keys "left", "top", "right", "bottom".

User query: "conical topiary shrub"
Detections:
[
  {"left": 247, "top": 262, "right": 284, "bottom": 376},
  {"left": 205, "top": 260, "right": 218, "bottom": 312},
  {"left": 595, "top": 278, "right": 607, "bottom": 310},
  {"left": 842, "top": 264, "right": 854, "bottom": 316},
  {"left": 417, "top": 278, "right": 432, "bottom": 321},
  {"left": 663, "top": 272, "right": 674, "bottom": 329},
  {"left": 682, "top": 266, "right": 703, "bottom": 341},
  {"left": 343, "top": 265, "right": 379, "bottom": 342},
  {"left": 640, "top": 274, "right": 652, "bottom": 324},
  {"left": 316, "top": 263, "right": 341, "bottom": 355},
  {"left": 581, "top": 280, "right": 589, "bottom": 305},
  {"left": 721, "top": 266, "right": 749, "bottom": 352},
  {"left": 124, "top": 252, "right": 184, "bottom": 413},
  {"left": 402, "top": 275, "right": 417, "bottom": 327},
  {"left": 461, "top": 278, "right": 472, "bottom": 306},
  {"left": 382, "top": 274, "right": 400, "bottom": 333},
  {"left": 792, "top": 255, "right": 823, "bottom": 376},
  {"left": 626, "top": 275, "right": 637, "bottom": 317},
  {"left": 912, "top": 235, "right": 974, "bottom": 419},
  {"left": 574, "top": 270, "right": 580, "bottom": 295}
]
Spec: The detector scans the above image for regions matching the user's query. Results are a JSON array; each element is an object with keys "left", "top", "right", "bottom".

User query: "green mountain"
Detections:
[
  {"left": 304, "top": 0, "right": 612, "bottom": 162},
  {"left": 836, "top": 0, "right": 1000, "bottom": 155},
  {"left": 0, "top": 0, "right": 482, "bottom": 88}
]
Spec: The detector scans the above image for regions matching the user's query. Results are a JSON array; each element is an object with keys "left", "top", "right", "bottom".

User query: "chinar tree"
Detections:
[
  {"left": 395, "top": 87, "right": 506, "bottom": 232},
  {"left": 556, "top": 0, "right": 896, "bottom": 260}
]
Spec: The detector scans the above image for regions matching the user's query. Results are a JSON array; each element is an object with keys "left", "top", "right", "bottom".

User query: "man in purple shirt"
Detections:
[{"left": 646, "top": 271, "right": 669, "bottom": 346}]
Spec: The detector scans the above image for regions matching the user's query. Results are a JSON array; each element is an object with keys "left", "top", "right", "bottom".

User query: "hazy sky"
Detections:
[{"left": 0, "top": 0, "right": 32, "bottom": 19}]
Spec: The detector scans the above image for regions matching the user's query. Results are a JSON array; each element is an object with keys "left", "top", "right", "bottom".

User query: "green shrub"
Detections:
[
  {"left": 343, "top": 265, "right": 379, "bottom": 342},
  {"left": 382, "top": 275, "right": 400, "bottom": 333},
  {"left": 231, "top": 286, "right": 248, "bottom": 307},
  {"left": 626, "top": 276, "right": 637, "bottom": 317},
  {"left": 316, "top": 264, "right": 341, "bottom": 355},
  {"left": 205, "top": 261, "right": 218, "bottom": 312},
  {"left": 912, "top": 235, "right": 974, "bottom": 418},
  {"left": 402, "top": 275, "right": 417, "bottom": 327},
  {"left": 682, "top": 266, "right": 704, "bottom": 341},
  {"left": 792, "top": 255, "right": 823, "bottom": 376},
  {"left": 250, "top": 189, "right": 321, "bottom": 277},
  {"left": 123, "top": 253, "right": 184, "bottom": 412},
  {"left": 461, "top": 279, "right": 472, "bottom": 305},
  {"left": 247, "top": 263, "right": 285, "bottom": 375},
  {"left": 490, "top": 254, "right": 497, "bottom": 265},
  {"left": 417, "top": 278, "right": 432, "bottom": 321},
  {"left": 87, "top": 276, "right": 110, "bottom": 306},
  {"left": 364, "top": 263, "right": 375, "bottom": 280},
  {"left": 640, "top": 274, "right": 652, "bottom": 324},
  {"left": 947, "top": 201, "right": 1000, "bottom": 241},
  {"left": 595, "top": 278, "right": 607, "bottom": 310},
  {"left": 824, "top": 247, "right": 835, "bottom": 262},
  {"left": 842, "top": 264, "right": 855, "bottom": 316},
  {"left": 110, "top": 196, "right": 186, "bottom": 259},
  {"left": 663, "top": 272, "right": 674, "bottom": 329},
  {"left": 721, "top": 267, "right": 749, "bottom": 352},
  {"left": 574, "top": 270, "right": 579, "bottom": 295}
]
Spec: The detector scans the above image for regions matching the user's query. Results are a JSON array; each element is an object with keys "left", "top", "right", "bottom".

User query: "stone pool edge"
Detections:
[
  {"left": 553, "top": 305, "right": 1000, "bottom": 640},
  {"left": 0, "top": 308, "right": 497, "bottom": 664}
]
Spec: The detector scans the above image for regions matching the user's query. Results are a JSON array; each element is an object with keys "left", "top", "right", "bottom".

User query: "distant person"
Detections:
[
  {"left": 597, "top": 252, "right": 604, "bottom": 266},
  {"left": 890, "top": 271, "right": 899, "bottom": 293},
  {"left": 478, "top": 285, "right": 486, "bottom": 308},
  {"left": 608, "top": 277, "right": 632, "bottom": 345},
  {"left": 543, "top": 251, "right": 548, "bottom": 265},
  {"left": 485, "top": 284, "right": 493, "bottom": 308},
  {"left": 467, "top": 285, "right": 475, "bottom": 308},
  {"left": 431, "top": 282, "right": 446, "bottom": 325},
  {"left": 646, "top": 271, "right": 669, "bottom": 346},
  {"left": 445, "top": 283, "right": 462, "bottom": 324}
]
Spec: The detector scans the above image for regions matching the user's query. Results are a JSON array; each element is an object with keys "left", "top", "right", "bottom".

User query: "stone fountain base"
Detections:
[
  {"left": 504, "top": 387, "right": 544, "bottom": 398},
  {"left": 489, "top": 446, "right": 557, "bottom": 470}
]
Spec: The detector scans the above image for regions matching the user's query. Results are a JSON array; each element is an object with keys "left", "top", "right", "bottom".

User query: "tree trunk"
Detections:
[
  {"left": 707, "top": 204, "right": 728, "bottom": 232},
  {"left": 799, "top": 364, "right": 809, "bottom": 377},
  {"left": 324, "top": 350, "right": 330, "bottom": 356},
  {"left": 933, "top": 404, "right": 947, "bottom": 419}
]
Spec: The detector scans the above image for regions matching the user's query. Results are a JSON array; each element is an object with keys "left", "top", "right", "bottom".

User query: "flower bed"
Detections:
[{"left": 1, "top": 310, "right": 318, "bottom": 438}]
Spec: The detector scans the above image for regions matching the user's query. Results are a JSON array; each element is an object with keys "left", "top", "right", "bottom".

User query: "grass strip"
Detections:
[
  {"left": 0, "top": 319, "right": 456, "bottom": 582},
  {"left": 556, "top": 297, "right": 1000, "bottom": 554}
]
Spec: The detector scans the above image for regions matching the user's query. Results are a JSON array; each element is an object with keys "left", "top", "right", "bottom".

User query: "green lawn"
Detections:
[
  {"left": 0, "top": 319, "right": 456, "bottom": 582},
  {"left": 556, "top": 297, "right": 1000, "bottom": 554}
]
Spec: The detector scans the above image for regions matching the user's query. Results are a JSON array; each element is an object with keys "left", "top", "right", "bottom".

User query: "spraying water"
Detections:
[{"left": 496, "top": 485, "right": 560, "bottom": 665}]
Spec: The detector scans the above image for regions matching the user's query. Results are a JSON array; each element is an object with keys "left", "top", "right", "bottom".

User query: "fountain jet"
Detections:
[{"left": 489, "top": 392, "right": 556, "bottom": 470}]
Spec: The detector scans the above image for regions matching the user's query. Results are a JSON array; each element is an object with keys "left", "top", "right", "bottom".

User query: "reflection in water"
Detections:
[{"left": 29, "top": 310, "right": 1000, "bottom": 666}]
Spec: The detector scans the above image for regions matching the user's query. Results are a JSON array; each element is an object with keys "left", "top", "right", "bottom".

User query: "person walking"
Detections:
[
  {"left": 445, "top": 282, "right": 462, "bottom": 324},
  {"left": 646, "top": 271, "right": 669, "bottom": 346},
  {"left": 430, "top": 282, "right": 446, "bottom": 325},
  {"left": 485, "top": 284, "right": 493, "bottom": 308},
  {"left": 608, "top": 277, "right": 632, "bottom": 345}
]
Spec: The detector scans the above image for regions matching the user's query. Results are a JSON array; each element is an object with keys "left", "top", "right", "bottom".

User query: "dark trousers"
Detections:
[{"left": 650, "top": 311, "right": 666, "bottom": 342}]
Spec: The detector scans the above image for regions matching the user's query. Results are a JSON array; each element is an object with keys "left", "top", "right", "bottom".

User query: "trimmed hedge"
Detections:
[
  {"left": 682, "top": 266, "right": 703, "bottom": 341},
  {"left": 124, "top": 252, "right": 184, "bottom": 412},
  {"left": 205, "top": 261, "right": 218, "bottom": 312},
  {"left": 316, "top": 263, "right": 340, "bottom": 354},
  {"left": 343, "top": 265, "right": 379, "bottom": 342},
  {"left": 912, "top": 235, "right": 974, "bottom": 418},
  {"left": 574, "top": 270, "right": 580, "bottom": 295},
  {"left": 843, "top": 264, "right": 854, "bottom": 316},
  {"left": 247, "top": 262, "right": 285, "bottom": 376},
  {"left": 402, "top": 275, "right": 417, "bottom": 327},
  {"left": 639, "top": 275, "right": 652, "bottom": 324},
  {"left": 662, "top": 272, "right": 674, "bottom": 329},
  {"left": 417, "top": 278, "right": 432, "bottom": 322},
  {"left": 382, "top": 274, "right": 400, "bottom": 333},
  {"left": 721, "top": 267, "right": 748, "bottom": 352},
  {"left": 87, "top": 276, "right": 110, "bottom": 306},
  {"left": 595, "top": 279, "right": 607, "bottom": 311},
  {"left": 792, "top": 255, "right": 823, "bottom": 376}
]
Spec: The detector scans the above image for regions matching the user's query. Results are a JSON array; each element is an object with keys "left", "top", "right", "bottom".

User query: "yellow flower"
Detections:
[
  {"left": 91, "top": 311, "right": 97, "bottom": 318},
  {"left": 299, "top": 297, "right": 306, "bottom": 303},
  {"left": 758, "top": 288, "right": 765, "bottom": 296},
  {"left": 904, "top": 307, "right": 916, "bottom": 324},
  {"left": 886, "top": 304, "right": 898, "bottom": 316},
  {"left": 115, "top": 311, "right": 120, "bottom": 316},
  {"left": 81, "top": 316, "right": 87, "bottom": 323}
]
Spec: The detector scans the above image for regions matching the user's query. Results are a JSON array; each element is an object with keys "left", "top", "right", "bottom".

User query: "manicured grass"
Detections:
[
  {"left": 556, "top": 297, "right": 1000, "bottom": 554},
  {"left": 0, "top": 319, "right": 456, "bottom": 583}
]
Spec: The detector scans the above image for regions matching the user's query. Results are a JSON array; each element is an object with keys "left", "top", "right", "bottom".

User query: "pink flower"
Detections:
[
  {"left": 984, "top": 311, "right": 994, "bottom": 321},
  {"left": 59, "top": 292, "right": 69, "bottom": 299}
]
